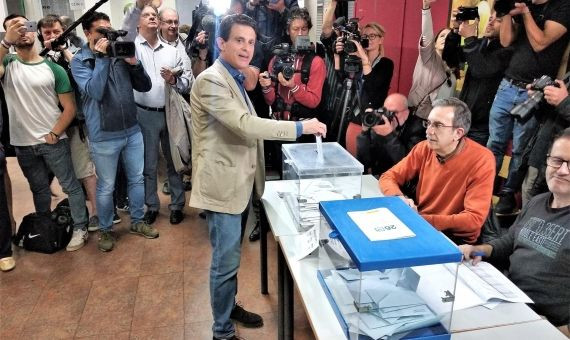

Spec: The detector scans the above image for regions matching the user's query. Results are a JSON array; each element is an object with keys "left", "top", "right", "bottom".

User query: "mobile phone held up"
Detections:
[{"left": 25, "top": 21, "right": 37, "bottom": 32}]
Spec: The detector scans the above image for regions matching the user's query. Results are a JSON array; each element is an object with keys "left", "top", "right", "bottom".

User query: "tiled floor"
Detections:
[{"left": 1, "top": 158, "right": 316, "bottom": 340}]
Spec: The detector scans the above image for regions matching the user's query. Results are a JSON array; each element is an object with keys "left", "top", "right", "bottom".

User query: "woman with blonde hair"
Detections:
[{"left": 334, "top": 21, "right": 394, "bottom": 156}]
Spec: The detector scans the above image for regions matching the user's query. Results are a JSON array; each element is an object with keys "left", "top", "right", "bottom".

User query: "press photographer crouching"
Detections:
[
  {"left": 259, "top": 7, "right": 326, "bottom": 123},
  {"left": 356, "top": 94, "right": 425, "bottom": 176},
  {"left": 332, "top": 19, "right": 394, "bottom": 156}
]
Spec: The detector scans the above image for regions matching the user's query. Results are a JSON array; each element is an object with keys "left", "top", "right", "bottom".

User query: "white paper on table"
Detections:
[
  {"left": 293, "top": 225, "right": 319, "bottom": 260},
  {"left": 460, "top": 261, "right": 533, "bottom": 304},
  {"left": 347, "top": 208, "right": 416, "bottom": 241}
]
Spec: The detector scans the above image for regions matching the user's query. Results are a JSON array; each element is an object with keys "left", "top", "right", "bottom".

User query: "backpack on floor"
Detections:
[{"left": 13, "top": 200, "right": 74, "bottom": 254}]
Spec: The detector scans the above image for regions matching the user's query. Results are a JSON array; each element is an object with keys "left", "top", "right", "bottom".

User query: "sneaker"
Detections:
[
  {"left": 66, "top": 228, "right": 88, "bottom": 251},
  {"left": 113, "top": 211, "right": 122, "bottom": 224},
  {"left": 213, "top": 336, "right": 244, "bottom": 340},
  {"left": 116, "top": 200, "right": 129, "bottom": 212},
  {"left": 98, "top": 230, "right": 115, "bottom": 252},
  {"left": 130, "top": 221, "right": 159, "bottom": 239},
  {"left": 0, "top": 257, "right": 16, "bottom": 272},
  {"left": 495, "top": 192, "right": 517, "bottom": 215},
  {"left": 230, "top": 303, "right": 263, "bottom": 328},
  {"left": 88, "top": 216, "right": 100, "bottom": 232},
  {"left": 162, "top": 180, "right": 170, "bottom": 195}
]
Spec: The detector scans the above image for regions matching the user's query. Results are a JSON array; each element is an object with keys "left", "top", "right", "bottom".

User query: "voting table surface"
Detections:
[{"left": 259, "top": 175, "right": 563, "bottom": 340}]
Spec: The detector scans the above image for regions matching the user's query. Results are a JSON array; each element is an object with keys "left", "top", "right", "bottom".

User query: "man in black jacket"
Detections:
[
  {"left": 458, "top": 12, "right": 512, "bottom": 146},
  {"left": 356, "top": 93, "right": 425, "bottom": 176},
  {"left": 522, "top": 79, "right": 570, "bottom": 204}
]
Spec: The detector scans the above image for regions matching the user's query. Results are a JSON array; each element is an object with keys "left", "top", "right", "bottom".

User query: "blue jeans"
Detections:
[
  {"left": 15, "top": 139, "right": 87, "bottom": 230},
  {"left": 206, "top": 210, "right": 246, "bottom": 339},
  {"left": 137, "top": 108, "right": 185, "bottom": 212},
  {"left": 487, "top": 79, "right": 538, "bottom": 192},
  {"left": 89, "top": 132, "right": 145, "bottom": 231}
]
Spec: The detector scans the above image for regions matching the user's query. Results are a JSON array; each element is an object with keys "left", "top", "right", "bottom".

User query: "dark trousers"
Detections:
[{"left": 0, "top": 150, "right": 12, "bottom": 258}]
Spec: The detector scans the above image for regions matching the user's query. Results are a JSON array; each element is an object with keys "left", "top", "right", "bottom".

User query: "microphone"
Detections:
[{"left": 201, "top": 14, "right": 216, "bottom": 34}]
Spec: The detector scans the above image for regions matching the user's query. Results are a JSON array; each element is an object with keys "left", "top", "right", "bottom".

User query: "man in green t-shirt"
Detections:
[{"left": 0, "top": 14, "right": 89, "bottom": 252}]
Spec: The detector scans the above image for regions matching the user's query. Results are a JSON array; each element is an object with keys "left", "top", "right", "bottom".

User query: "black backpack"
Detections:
[{"left": 13, "top": 200, "right": 74, "bottom": 254}]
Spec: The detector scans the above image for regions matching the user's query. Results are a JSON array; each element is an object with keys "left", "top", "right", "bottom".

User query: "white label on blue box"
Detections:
[{"left": 347, "top": 208, "right": 416, "bottom": 241}]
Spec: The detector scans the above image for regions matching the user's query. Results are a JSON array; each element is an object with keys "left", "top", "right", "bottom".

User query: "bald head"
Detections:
[
  {"left": 384, "top": 93, "right": 408, "bottom": 112},
  {"left": 158, "top": 7, "right": 180, "bottom": 42},
  {"left": 384, "top": 93, "right": 410, "bottom": 126}
]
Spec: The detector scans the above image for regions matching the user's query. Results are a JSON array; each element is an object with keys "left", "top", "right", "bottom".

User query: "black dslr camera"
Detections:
[
  {"left": 455, "top": 6, "right": 479, "bottom": 21},
  {"left": 494, "top": 0, "right": 532, "bottom": 17},
  {"left": 95, "top": 27, "right": 135, "bottom": 58},
  {"left": 529, "top": 75, "right": 559, "bottom": 91},
  {"left": 270, "top": 36, "right": 314, "bottom": 81},
  {"left": 362, "top": 107, "right": 397, "bottom": 128},
  {"left": 510, "top": 75, "right": 560, "bottom": 120},
  {"left": 333, "top": 17, "right": 369, "bottom": 54}
]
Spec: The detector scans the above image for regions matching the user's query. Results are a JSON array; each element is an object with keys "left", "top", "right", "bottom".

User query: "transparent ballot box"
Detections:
[
  {"left": 317, "top": 197, "right": 462, "bottom": 340},
  {"left": 281, "top": 142, "right": 363, "bottom": 233}
]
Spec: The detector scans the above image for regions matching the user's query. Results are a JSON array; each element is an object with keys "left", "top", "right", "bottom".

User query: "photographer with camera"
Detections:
[
  {"left": 190, "top": 1, "right": 264, "bottom": 92},
  {"left": 380, "top": 98, "right": 495, "bottom": 244},
  {"left": 1, "top": 14, "right": 89, "bottom": 252},
  {"left": 246, "top": 0, "right": 298, "bottom": 45},
  {"left": 334, "top": 21, "right": 394, "bottom": 156},
  {"left": 356, "top": 93, "right": 425, "bottom": 176},
  {"left": 487, "top": 0, "right": 570, "bottom": 215},
  {"left": 71, "top": 12, "right": 154, "bottom": 252},
  {"left": 259, "top": 8, "right": 326, "bottom": 122},
  {"left": 456, "top": 11, "right": 513, "bottom": 146},
  {"left": 121, "top": 1, "right": 193, "bottom": 225},
  {"left": 408, "top": 0, "right": 459, "bottom": 121},
  {"left": 522, "top": 78, "right": 570, "bottom": 204},
  {"left": 37, "top": 14, "right": 99, "bottom": 232}
]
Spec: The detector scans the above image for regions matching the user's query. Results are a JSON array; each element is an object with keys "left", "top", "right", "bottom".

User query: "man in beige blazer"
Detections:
[{"left": 189, "top": 14, "right": 326, "bottom": 340}]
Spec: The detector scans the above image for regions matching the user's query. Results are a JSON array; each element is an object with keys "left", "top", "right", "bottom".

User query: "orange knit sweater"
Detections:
[{"left": 379, "top": 138, "right": 496, "bottom": 244}]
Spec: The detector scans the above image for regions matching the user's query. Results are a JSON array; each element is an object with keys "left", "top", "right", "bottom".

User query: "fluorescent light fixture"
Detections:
[{"left": 211, "top": 0, "right": 231, "bottom": 16}]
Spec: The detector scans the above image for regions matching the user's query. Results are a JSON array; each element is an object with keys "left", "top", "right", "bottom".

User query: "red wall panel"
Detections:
[{"left": 354, "top": 0, "right": 451, "bottom": 97}]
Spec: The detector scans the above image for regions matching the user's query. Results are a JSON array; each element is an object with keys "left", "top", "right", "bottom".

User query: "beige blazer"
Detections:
[{"left": 189, "top": 60, "right": 297, "bottom": 214}]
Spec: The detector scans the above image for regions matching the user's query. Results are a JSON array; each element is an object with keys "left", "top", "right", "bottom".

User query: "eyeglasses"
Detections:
[
  {"left": 422, "top": 120, "right": 455, "bottom": 130},
  {"left": 161, "top": 20, "right": 179, "bottom": 26},
  {"left": 362, "top": 33, "right": 380, "bottom": 40},
  {"left": 546, "top": 156, "right": 570, "bottom": 171}
]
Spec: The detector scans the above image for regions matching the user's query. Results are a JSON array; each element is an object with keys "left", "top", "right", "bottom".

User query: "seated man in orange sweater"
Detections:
[{"left": 379, "top": 97, "right": 495, "bottom": 244}]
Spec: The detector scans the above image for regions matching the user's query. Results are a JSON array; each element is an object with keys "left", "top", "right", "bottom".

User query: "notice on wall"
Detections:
[
  {"left": 348, "top": 208, "right": 416, "bottom": 242},
  {"left": 70, "top": 0, "right": 85, "bottom": 11}
]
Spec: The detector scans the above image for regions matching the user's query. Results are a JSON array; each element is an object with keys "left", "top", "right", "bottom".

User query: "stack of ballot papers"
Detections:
[
  {"left": 281, "top": 179, "right": 347, "bottom": 231},
  {"left": 320, "top": 268, "right": 443, "bottom": 339}
]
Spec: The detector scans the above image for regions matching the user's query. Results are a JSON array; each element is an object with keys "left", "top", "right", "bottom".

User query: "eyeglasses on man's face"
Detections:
[
  {"left": 161, "top": 20, "right": 179, "bottom": 26},
  {"left": 546, "top": 155, "right": 570, "bottom": 171},
  {"left": 422, "top": 120, "right": 455, "bottom": 130}
]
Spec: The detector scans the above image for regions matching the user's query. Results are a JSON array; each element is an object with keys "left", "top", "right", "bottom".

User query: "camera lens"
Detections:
[
  {"left": 282, "top": 66, "right": 295, "bottom": 80},
  {"left": 362, "top": 112, "right": 379, "bottom": 128}
]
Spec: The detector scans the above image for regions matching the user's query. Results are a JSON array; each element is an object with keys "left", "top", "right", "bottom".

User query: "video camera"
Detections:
[
  {"left": 494, "top": 0, "right": 532, "bottom": 17},
  {"left": 510, "top": 75, "right": 560, "bottom": 120},
  {"left": 362, "top": 107, "right": 396, "bottom": 128},
  {"left": 333, "top": 17, "right": 369, "bottom": 54},
  {"left": 269, "top": 36, "right": 314, "bottom": 81},
  {"left": 94, "top": 27, "right": 135, "bottom": 58},
  {"left": 455, "top": 6, "right": 479, "bottom": 21}
]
